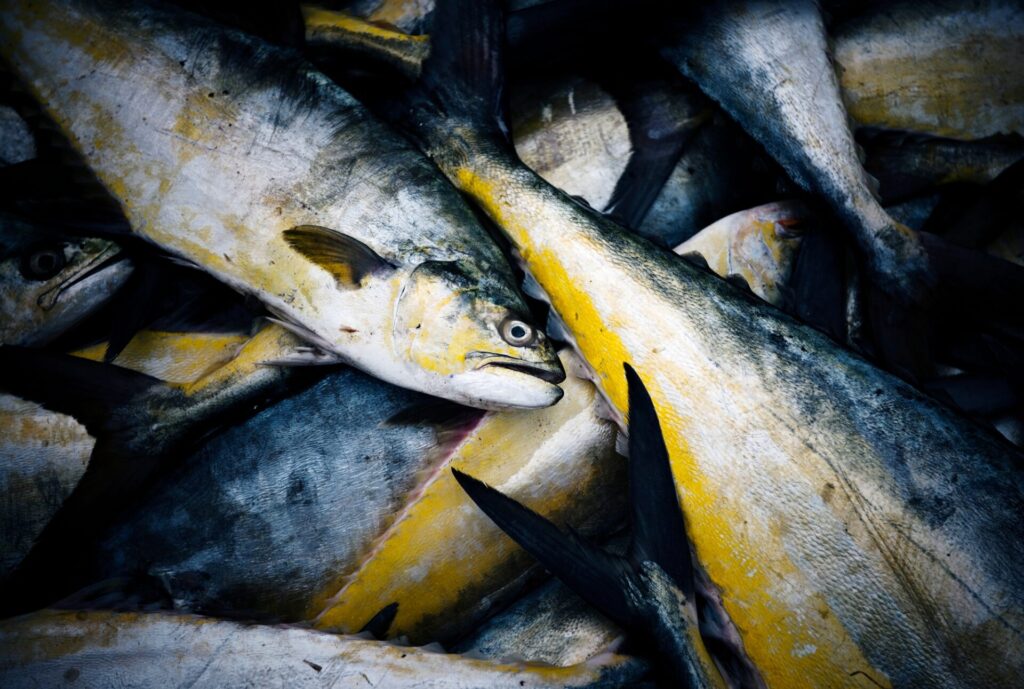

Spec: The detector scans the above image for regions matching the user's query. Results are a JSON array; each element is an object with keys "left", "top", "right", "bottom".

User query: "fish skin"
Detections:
[
  {"left": 861, "top": 132, "right": 1024, "bottom": 203},
  {"left": 435, "top": 129, "right": 1024, "bottom": 687},
  {"left": 92, "top": 348, "right": 623, "bottom": 640},
  {"left": 675, "top": 201, "right": 810, "bottom": 309},
  {"left": 0, "top": 609, "right": 649, "bottom": 689},
  {"left": 455, "top": 564, "right": 623, "bottom": 667},
  {"left": 660, "top": 0, "right": 932, "bottom": 354},
  {"left": 0, "top": 106, "right": 35, "bottom": 165},
  {"left": 511, "top": 75, "right": 632, "bottom": 212},
  {"left": 835, "top": 0, "right": 1024, "bottom": 140},
  {"left": 0, "top": 212, "right": 133, "bottom": 346},
  {"left": 0, "top": 0, "right": 563, "bottom": 410},
  {"left": 401, "top": 4, "right": 1024, "bottom": 684}
]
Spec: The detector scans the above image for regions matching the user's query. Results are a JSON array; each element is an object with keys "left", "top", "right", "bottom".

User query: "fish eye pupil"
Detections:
[
  {"left": 500, "top": 317, "right": 535, "bottom": 346},
  {"left": 20, "top": 246, "right": 66, "bottom": 280}
]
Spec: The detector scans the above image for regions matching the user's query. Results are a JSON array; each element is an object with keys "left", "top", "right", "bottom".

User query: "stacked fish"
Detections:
[{"left": 1, "top": 1, "right": 1022, "bottom": 687}]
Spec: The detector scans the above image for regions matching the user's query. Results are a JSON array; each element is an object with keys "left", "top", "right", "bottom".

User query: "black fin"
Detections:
[
  {"left": 623, "top": 363, "right": 694, "bottom": 600},
  {"left": 603, "top": 66, "right": 709, "bottom": 231},
  {"left": 788, "top": 223, "right": 848, "bottom": 342},
  {"left": 103, "top": 257, "right": 168, "bottom": 362},
  {"left": 359, "top": 602, "right": 399, "bottom": 638},
  {"left": 283, "top": 225, "right": 394, "bottom": 288},
  {"left": 0, "top": 346, "right": 163, "bottom": 436},
  {"left": 452, "top": 468, "right": 636, "bottom": 629},
  {"left": 419, "top": 0, "right": 506, "bottom": 131}
]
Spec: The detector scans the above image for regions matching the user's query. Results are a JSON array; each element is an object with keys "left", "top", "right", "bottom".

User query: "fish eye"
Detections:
[
  {"left": 500, "top": 317, "right": 536, "bottom": 347},
  {"left": 20, "top": 245, "right": 67, "bottom": 281}
]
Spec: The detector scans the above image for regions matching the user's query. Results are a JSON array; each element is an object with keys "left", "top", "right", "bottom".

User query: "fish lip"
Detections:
[
  {"left": 470, "top": 352, "right": 566, "bottom": 384},
  {"left": 37, "top": 246, "right": 127, "bottom": 310}
]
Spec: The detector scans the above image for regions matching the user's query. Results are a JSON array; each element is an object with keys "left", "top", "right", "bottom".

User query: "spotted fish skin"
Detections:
[{"left": 0, "top": 0, "right": 563, "bottom": 410}]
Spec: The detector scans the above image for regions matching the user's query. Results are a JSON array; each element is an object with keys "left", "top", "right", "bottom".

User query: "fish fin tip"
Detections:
[
  {"left": 452, "top": 467, "right": 636, "bottom": 629},
  {"left": 358, "top": 602, "right": 399, "bottom": 639},
  {"left": 623, "top": 363, "right": 695, "bottom": 600}
]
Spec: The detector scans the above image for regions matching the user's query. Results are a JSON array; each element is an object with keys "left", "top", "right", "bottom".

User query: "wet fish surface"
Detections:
[{"left": 0, "top": 0, "right": 563, "bottom": 410}]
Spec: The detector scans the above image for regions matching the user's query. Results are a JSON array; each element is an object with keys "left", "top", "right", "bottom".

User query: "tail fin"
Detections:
[{"left": 453, "top": 362, "right": 697, "bottom": 628}]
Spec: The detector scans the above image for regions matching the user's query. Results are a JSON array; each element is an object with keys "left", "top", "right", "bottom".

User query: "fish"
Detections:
[
  {"left": 456, "top": 365, "right": 734, "bottom": 688},
  {"left": 89, "top": 348, "right": 622, "bottom": 644},
  {"left": 674, "top": 201, "right": 810, "bottom": 309},
  {"left": 0, "top": 323, "right": 307, "bottom": 612},
  {"left": 0, "top": 0, "right": 563, "bottom": 410},
  {"left": 860, "top": 131, "right": 1024, "bottom": 203},
  {"left": 0, "top": 212, "right": 133, "bottom": 346},
  {"left": 660, "top": 0, "right": 934, "bottom": 377},
  {"left": 834, "top": 0, "right": 1024, "bottom": 140},
  {"left": 395, "top": 2, "right": 1024, "bottom": 686},
  {"left": 0, "top": 609, "right": 648, "bottom": 689}
]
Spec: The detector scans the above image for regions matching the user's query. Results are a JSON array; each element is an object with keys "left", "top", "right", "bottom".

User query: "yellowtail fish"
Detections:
[
  {"left": 90, "top": 349, "right": 621, "bottom": 643},
  {"left": 0, "top": 212, "right": 132, "bottom": 346},
  {"left": 0, "top": 0, "right": 563, "bottom": 410},
  {"left": 0, "top": 105, "right": 35, "bottom": 165},
  {"left": 835, "top": 0, "right": 1024, "bottom": 140},
  {"left": 395, "top": 2, "right": 1024, "bottom": 686},
  {"left": 0, "top": 609, "right": 648, "bottom": 689},
  {"left": 660, "top": 0, "right": 935, "bottom": 377}
]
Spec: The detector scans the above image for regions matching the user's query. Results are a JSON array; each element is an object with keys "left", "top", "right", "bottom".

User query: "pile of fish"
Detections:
[{"left": 1, "top": 0, "right": 1022, "bottom": 687}]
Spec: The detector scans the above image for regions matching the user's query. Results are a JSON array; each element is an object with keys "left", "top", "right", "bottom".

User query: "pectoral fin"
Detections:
[{"left": 283, "top": 225, "right": 395, "bottom": 288}]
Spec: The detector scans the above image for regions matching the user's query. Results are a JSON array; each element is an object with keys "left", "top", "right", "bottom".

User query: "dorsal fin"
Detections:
[
  {"left": 358, "top": 602, "right": 399, "bottom": 638},
  {"left": 452, "top": 468, "right": 636, "bottom": 629},
  {"left": 623, "top": 363, "right": 694, "bottom": 600},
  {"left": 283, "top": 225, "right": 394, "bottom": 288}
]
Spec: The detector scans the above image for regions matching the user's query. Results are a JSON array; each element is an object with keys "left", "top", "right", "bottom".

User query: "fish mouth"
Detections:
[
  {"left": 37, "top": 246, "right": 129, "bottom": 310},
  {"left": 473, "top": 354, "right": 566, "bottom": 384}
]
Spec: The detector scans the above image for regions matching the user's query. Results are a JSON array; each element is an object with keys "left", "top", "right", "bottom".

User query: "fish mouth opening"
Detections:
[
  {"left": 37, "top": 247, "right": 128, "bottom": 310},
  {"left": 478, "top": 359, "right": 566, "bottom": 384}
]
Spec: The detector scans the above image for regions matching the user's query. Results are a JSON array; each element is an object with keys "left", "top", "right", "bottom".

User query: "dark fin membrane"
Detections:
[
  {"left": 603, "top": 65, "right": 710, "bottom": 234},
  {"left": 359, "top": 602, "right": 400, "bottom": 639},
  {"left": 787, "top": 221, "right": 849, "bottom": 342},
  {"left": 0, "top": 345, "right": 163, "bottom": 436},
  {"left": 623, "top": 363, "right": 694, "bottom": 599},
  {"left": 102, "top": 256, "right": 170, "bottom": 362},
  {"left": 283, "top": 225, "right": 394, "bottom": 288},
  {"left": 0, "top": 348, "right": 176, "bottom": 614},
  {"left": 452, "top": 467, "right": 636, "bottom": 629}
]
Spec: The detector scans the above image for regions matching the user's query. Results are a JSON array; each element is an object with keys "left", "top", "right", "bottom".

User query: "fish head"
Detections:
[
  {"left": 393, "top": 259, "right": 564, "bottom": 410},
  {"left": 0, "top": 217, "right": 133, "bottom": 346}
]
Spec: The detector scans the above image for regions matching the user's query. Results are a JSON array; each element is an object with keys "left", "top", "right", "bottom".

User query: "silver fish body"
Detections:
[
  {"left": 0, "top": 609, "right": 648, "bottom": 689},
  {"left": 835, "top": 0, "right": 1024, "bottom": 140},
  {"left": 0, "top": 0, "right": 562, "bottom": 410}
]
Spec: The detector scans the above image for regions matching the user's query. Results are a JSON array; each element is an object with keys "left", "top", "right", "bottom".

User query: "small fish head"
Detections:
[
  {"left": 394, "top": 260, "right": 564, "bottom": 410},
  {"left": 0, "top": 219, "right": 133, "bottom": 345}
]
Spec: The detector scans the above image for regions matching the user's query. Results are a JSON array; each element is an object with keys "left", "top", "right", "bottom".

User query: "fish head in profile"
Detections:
[
  {"left": 393, "top": 259, "right": 564, "bottom": 410},
  {"left": 0, "top": 216, "right": 133, "bottom": 346}
]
